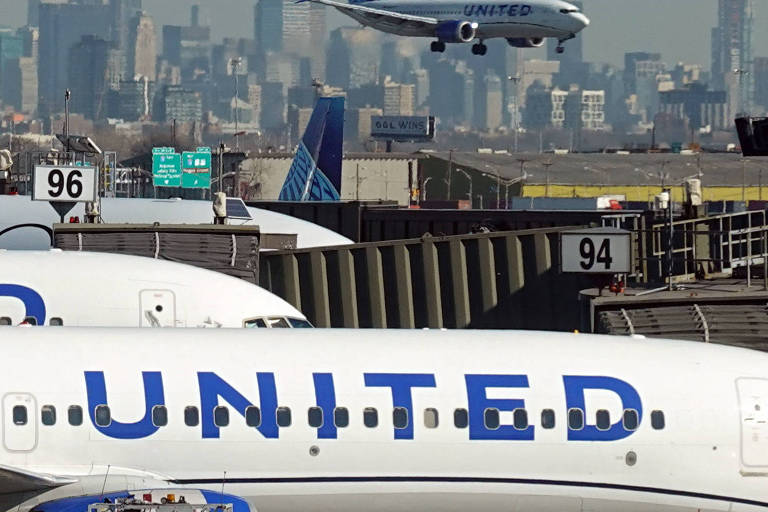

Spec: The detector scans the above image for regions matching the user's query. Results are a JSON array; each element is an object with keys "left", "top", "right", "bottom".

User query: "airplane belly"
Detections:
[{"left": 476, "top": 22, "right": 567, "bottom": 40}]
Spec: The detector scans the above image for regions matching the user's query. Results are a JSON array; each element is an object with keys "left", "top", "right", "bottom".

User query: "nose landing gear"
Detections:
[{"left": 471, "top": 41, "right": 487, "bottom": 56}]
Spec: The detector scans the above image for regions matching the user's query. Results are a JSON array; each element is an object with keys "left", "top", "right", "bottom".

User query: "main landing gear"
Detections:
[
  {"left": 556, "top": 33, "right": 575, "bottom": 54},
  {"left": 471, "top": 41, "right": 487, "bottom": 56},
  {"left": 430, "top": 41, "right": 446, "bottom": 52}
]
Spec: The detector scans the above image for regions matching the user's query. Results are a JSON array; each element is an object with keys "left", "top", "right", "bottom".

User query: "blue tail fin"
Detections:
[{"left": 279, "top": 97, "right": 344, "bottom": 201}]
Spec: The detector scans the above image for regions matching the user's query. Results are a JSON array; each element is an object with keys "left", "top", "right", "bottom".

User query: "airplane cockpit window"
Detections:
[
  {"left": 185, "top": 406, "right": 200, "bottom": 427},
  {"left": 244, "top": 318, "right": 267, "bottom": 328},
  {"left": 364, "top": 407, "right": 378, "bottom": 428},
  {"left": 95, "top": 405, "right": 111, "bottom": 427},
  {"left": 541, "top": 409, "right": 556, "bottom": 429},
  {"left": 277, "top": 407, "right": 292, "bottom": 427},
  {"left": 12, "top": 405, "right": 27, "bottom": 426},
  {"left": 484, "top": 408, "right": 500, "bottom": 430},
  {"left": 560, "top": 7, "right": 580, "bottom": 13},
  {"left": 424, "top": 408, "right": 439, "bottom": 428},
  {"left": 334, "top": 407, "right": 349, "bottom": 428},
  {"left": 41, "top": 405, "right": 56, "bottom": 426},
  {"left": 49, "top": 317, "right": 63, "bottom": 326},
  {"left": 245, "top": 406, "right": 261, "bottom": 427},
  {"left": 214, "top": 406, "right": 229, "bottom": 427},
  {"left": 454, "top": 408, "right": 469, "bottom": 428},
  {"left": 568, "top": 408, "right": 584, "bottom": 430},
  {"left": 68, "top": 406, "right": 83, "bottom": 426},
  {"left": 393, "top": 407, "right": 409, "bottom": 429},
  {"left": 152, "top": 405, "right": 168, "bottom": 427},
  {"left": 651, "top": 410, "right": 665, "bottom": 430},
  {"left": 623, "top": 409, "right": 639, "bottom": 431},
  {"left": 513, "top": 408, "right": 528, "bottom": 430},
  {"left": 0, "top": 317, "right": 11, "bottom": 326},
  {"left": 596, "top": 409, "right": 611, "bottom": 431},
  {"left": 308, "top": 406, "right": 323, "bottom": 428},
  {"left": 267, "top": 318, "right": 290, "bottom": 328},
  {"left": 288, "top": 318, "right": 313, "bottom": 328}
]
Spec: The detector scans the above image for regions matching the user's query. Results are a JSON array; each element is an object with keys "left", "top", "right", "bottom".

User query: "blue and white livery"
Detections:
[{"left": 304, "top": 0, "right": 589, "bottom": 55}]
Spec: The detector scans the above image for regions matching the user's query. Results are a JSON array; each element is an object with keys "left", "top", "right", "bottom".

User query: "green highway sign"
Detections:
[
  {"left": 152, "top": 147, "right": 182, "bottom": 187},
  {"left": 181, "top": 147, "right": 212, "bottom": 189}
]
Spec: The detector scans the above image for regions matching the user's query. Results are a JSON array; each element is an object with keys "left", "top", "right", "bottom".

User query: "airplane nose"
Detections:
[{"left": 573, "top": 12, "right": 589, "bottom": 29}]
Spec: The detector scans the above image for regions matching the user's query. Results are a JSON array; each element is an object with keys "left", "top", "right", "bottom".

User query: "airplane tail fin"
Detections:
[{"left": 279, "top": 97, "right": 344, "bottom": 201}]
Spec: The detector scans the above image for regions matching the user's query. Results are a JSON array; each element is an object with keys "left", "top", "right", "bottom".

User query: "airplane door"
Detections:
[
  {"left": 139, "top": 290, "right": 177, "bottom": 327},
  {"left": 3, "top": 393, "right": 37, "bottom": 452},
  {"left": 736, "top": 378, "right": 768, "bottom": 470}
]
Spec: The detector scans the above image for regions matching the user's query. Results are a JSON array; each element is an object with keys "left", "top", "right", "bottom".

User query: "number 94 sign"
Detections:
[
  {"left": 33, "top": 165, "right": 97, "bottom": 203},
  {"left": 560, "top": 228, "right": 631, "bottom": 274}
]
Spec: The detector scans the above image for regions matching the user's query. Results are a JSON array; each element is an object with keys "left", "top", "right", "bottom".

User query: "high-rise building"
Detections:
[
  {"left": 127, "top": 11, "right": 156, "bottom": 81},
  {"left": 160, "top": 85, "right": 202, "bottom": 122},
  {"left": 546, "top": 0, "right": 586, "bottom": 88},
  {"left": 623, "top": 52, "right": 662, "bottom": 95},
  {"left": 659, "top": 84, "right": 728, "bottom": 130},
  {"left": 327, "top": 28, "right": 380, "bottom": 90},
  {"left": 4, "top": 57, "right": 38, "bottom": 114},
  {"left": 117, "top": 76, "right": 154, "bottom": 121},
  {"left": 711, "top": 0, "right": 754, "bottom": 114},
  {"left": 38, "top": 1, "right": 110, "bottom": 115},
  {"left": 755, "top": 57, "right": 768, "bottom": 111},
  {"left": 109, "top": 0, "right": 142, "bottom": 73},
  {"left": 68, "top": 35, "right": 122, "bottom": 120},
  {"left": 383, "top": 79, "right": 414, "bottom": 116},
  {"left": 0, "top": 32, "right": 23, "bottom": 97},
  {"left": 162, "top": 7, "right": 211, "bottom": 80}
]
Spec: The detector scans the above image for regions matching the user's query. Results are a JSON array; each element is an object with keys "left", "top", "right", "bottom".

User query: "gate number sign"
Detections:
[
  {"left": 33, "top": 165, "right": 97, "bottom": 202},
  {"left": 561, "top": 229, "right": 631, "bottom": 274}
]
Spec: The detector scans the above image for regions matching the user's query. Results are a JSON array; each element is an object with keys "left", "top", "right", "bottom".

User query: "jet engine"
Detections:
[
  {"left": 435, "top": 20, "right": 477, "bottom": 43},
  {"left": 506, "top": 37, "right": 545, "bottom": 48}
]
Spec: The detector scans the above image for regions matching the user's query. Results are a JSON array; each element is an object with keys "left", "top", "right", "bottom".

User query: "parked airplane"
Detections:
[
  {"left": 0, "top": 328, "right": 767, "bottom": 511},
  {"left": 305, "top": 0, "right": 589, "bottom": 55},
  {"left": 0, "top": 195, "right": 352, "bottom": 250},
  {"left": 279, "top": 97, "right": 344, "bottom": 201},
  {"left": 0, "top": 250, "right": 310, "bottom": 328}
]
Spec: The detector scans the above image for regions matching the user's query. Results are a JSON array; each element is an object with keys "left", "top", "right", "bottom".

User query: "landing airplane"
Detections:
[
  {"left": 0, "top": 328, "right": 767, "bottom": 511},
  {"left": 0, "top": 250, "right": 310, "bottom": 328},
  {"left": 304, "top": 0, "right": 589, "bottom": 55}
]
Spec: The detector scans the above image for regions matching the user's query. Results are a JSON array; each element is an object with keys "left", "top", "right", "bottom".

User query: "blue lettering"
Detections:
[
  {"left": 197, "top": 372, "right": 279, "bottom": 439},
  {"left": 85, "top": 371, "right": 163, "bottom": 440},
  {"left": 563, "top": 376, "right": 643, "bottom": 441},
  {"left": 489, "top": 5, "right": 496, "bottom": 15},
  {"left": 364, "top": 373, "right": 436, "bottom": 439},
  {"left": 313, "top": 373, "right": 337, "bottom": 439},
  {"left": 465, "top": 374, "right": 534, "bottom": 440},
  {"left": 520, "top": 4, "right": 531, "bottom": 15},
  {"left": 476, "top": 4, "right": 488, "bottom": 16},
  {"left": 0, "top": 284, "right": 45, "bottom": 325},
  {"left": 509, "top": 4, "right": 518, "bottom": 15},
  {"left": 464, "top": 5, "right": 474, "bottom": 15},
  {"left": 498, "top": 4, "right": 508, "bottom": 15}
]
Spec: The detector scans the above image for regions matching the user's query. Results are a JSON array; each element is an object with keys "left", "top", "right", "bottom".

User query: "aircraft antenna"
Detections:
[
  {"left": 219, "top": 470, "right": 227, "bottom": 509},
  {"left": 99, "top": 464, "right": 111, "bottom": 501}
]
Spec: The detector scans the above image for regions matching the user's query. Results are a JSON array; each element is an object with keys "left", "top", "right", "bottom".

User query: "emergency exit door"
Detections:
[
  {"left": 140, "top": 290, "right": 177, "bottom": 327},
  {"left": 737, "top": 378, "right": 768, "bottom": 470},
  {"left": 3, "top": 393, "right": 37, "bottom": 452}
]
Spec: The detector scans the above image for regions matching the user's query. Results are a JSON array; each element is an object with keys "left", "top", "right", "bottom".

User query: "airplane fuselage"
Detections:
[{"left": 2, "top": 329, "right": 768, "bottom": 511}]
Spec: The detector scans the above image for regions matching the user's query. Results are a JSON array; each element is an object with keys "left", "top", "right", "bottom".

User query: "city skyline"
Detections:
[{"left": 0, "top": 0, "right": 764, "bottom": 69}]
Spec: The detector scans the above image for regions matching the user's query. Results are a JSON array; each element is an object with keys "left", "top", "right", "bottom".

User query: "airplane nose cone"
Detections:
[{"left": 573, "top": 12, "right": 589, "bottom": 29}]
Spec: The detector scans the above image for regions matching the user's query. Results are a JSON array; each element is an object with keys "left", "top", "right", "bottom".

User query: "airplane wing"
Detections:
[
  {"left": 0, "top": 464, "right": 76, "bottom": 494},
  {"left": 301, "top": 0, "right": 438, "bottom": 30}
]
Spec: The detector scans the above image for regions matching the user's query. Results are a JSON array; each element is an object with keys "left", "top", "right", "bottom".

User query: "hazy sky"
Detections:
[{"left": 0, "top": 0, "right": 765, "bottom": 69}]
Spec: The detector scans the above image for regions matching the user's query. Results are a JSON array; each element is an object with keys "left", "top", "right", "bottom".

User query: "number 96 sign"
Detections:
[
  {"left": 560, "top": 229, "right": 631, "bottom": 274},
  {"left": 33, "top": 165, "right": 97, "bottom": 202}
]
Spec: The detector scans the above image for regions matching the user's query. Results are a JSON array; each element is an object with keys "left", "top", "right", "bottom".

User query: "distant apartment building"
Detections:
[
  {"left": 117, "top": 77, "right": 154, "bottom": 121},
  {"left": 260, "top": 81, "right": 287, "bottom": 130},
  {"left": 518, "top": 60, "right": 559, "bottom": 106},
  {"left": 0, "top": 32, "right": 23, "bottom": 102},
  {"left": 4, "top": 57, "right": 38, "bottom": 114},
  {"left": 711, "top": 0, "right": 754, "bottom": 113},
  {"left": 525, "top": 86, "right": 604, "bottom": 131},
  {"left": 327, "top": 28, "right": 380, "bottom": 90},
  {"left": 579, "top": 90, "right": 606, "bottom": 131},
  {"left": 383, "top": 79, "right": 415, "bottom": 116},
  {"left": 346, "top": 107, "right": 383, "bottom": 142},
  {"left": 160, "top": 85, "right": 202, "bottom": 123},
  {"left": 754, "top": 57, "right": 768, "bottom": 112},
  {"left": 481, "top": 73, "right": 503, "bottom": 131},
  {"left": 162, "top": 7, "right": 211, "bottom": 81},
  {"left": 127, "top": 11, "right": 156, "bottom": 81},
  {"left": 248, "top": 84, "right": 262, "bottom": 129},
  {"left": 659, "top": 84, "right": 728, "bottom": 130},
  {"left": 68, "top": 35, "right": 122, "bottom": 120}
]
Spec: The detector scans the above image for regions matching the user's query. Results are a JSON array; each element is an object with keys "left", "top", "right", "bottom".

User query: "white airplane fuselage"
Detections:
[{"left": 2, "top": 328, "right": 768, "bottom": 511}]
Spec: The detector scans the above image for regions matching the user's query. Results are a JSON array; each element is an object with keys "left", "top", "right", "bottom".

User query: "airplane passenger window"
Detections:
[
  {"left": 95, "top": 405, "right": 111, "bottom": 427},
  {"left": 49, "top": 317, "right": 63, "bottom": 326},
  {"left": 245, "top": 406, "right": 261, "bottom": 427},
  {"left": 334, "top": 407, "right": 349, "bottom": 428},
  {"left": 288, "top": 318, "right": 313, "bottom": 328},
  {"left": 267, "top": 318, "right": 290, "bottom": 328},
  {"left": 0, "top": 317, "right": 11, "bottom": 326},
  {"left": 513, "top": 408, "right": 528, "bottom": 430},
  {"left": 22, "top": 316, "right": 37, "bottom": 325},
  {"left": 623, "top": 409, "right": 639, "bottom": 431},
  {"left": 185, "top": 406, "right": 199, "bottom": 427},
  {"left": 596, "top": 409, "right": 611, "bottom": 431},
  {"left": 568, "top": 408, "right": 584, "bottom": 430},
  {"left": 277, "top": 407, "right": 292, "bottom": 427},
  {"left": 484, "top": 408, "right": 500, "bottom": 430},
  {"left": 393, "top": 407, "right": 409, "bottom": 429},
  {"left": 68, "top": 406, "right": 83, "bottom": 426},
  {"left": 651, "top": 410, "right": 665, "bottom": 430},
  {"left": 41, "top": 405, "right": 56, "bottom": 426},
  {"left": 152, "top": 405, "right": 168, "bottom": 427},
  {"left": 363, "top": 407, "right": 378, "bottom": 428},
  {"left": 541, "top": 409, "right": 556, "bottom": 429},
  {"left": 308, "top": 407, "right": 323, "bottom": 428},
  {"left": 454, "top": 408, "right": 469, "bottom": 428},
  {"left": 12, "top": 405, "right": 27, "bottom": 426},
  {"left": 424, "top": 408, "right": 439, "bottom": 428},
  {"left": 244, "top": 318, "right": 267, "bottom": 328},
  {"left": 214, "top": 406, "right": 229, "bottom": 427}
]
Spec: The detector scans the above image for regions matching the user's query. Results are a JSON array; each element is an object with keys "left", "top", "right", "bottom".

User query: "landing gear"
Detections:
[
  {"left": 556, "top": 45, "right": 565, "bottom": 54},
  {"left": 430, "top": 41, "right": 446, "bottom": 52},
  {"left": 471, "top": 41, "right": 487, "bottom": 56},
  {"left": 556, "top": 34, "right": 575, "bottom": 54}
]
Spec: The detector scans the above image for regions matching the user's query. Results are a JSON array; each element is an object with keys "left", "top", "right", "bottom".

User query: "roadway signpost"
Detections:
[
  {"left": 181, "top": 147, "right": 212, "bottom": 189},
  {"left": 32, "top": 164, "right": 98, "bottom": 222},
  {"left": 560, "top": 227, "right": 631, "bottom": 274},
  {"left": 152, "top": 147, "right": 182, "bottom": 187}
]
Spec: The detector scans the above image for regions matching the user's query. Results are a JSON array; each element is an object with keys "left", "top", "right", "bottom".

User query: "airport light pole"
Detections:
[
  {"left": 542, "top": 159, "right": 553, "bottom": 197},
  {"left": 64, "top": 89, "right": 71, "bottom": 161},
  {"left": 230, "top": 57, "right": 243, "bottom": 150},
  {"left": 455, "top": 168, "right": 473, "bottom": 207},
  {"left": 422, "top": 176, "right": 433, "bottom": 201}
]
